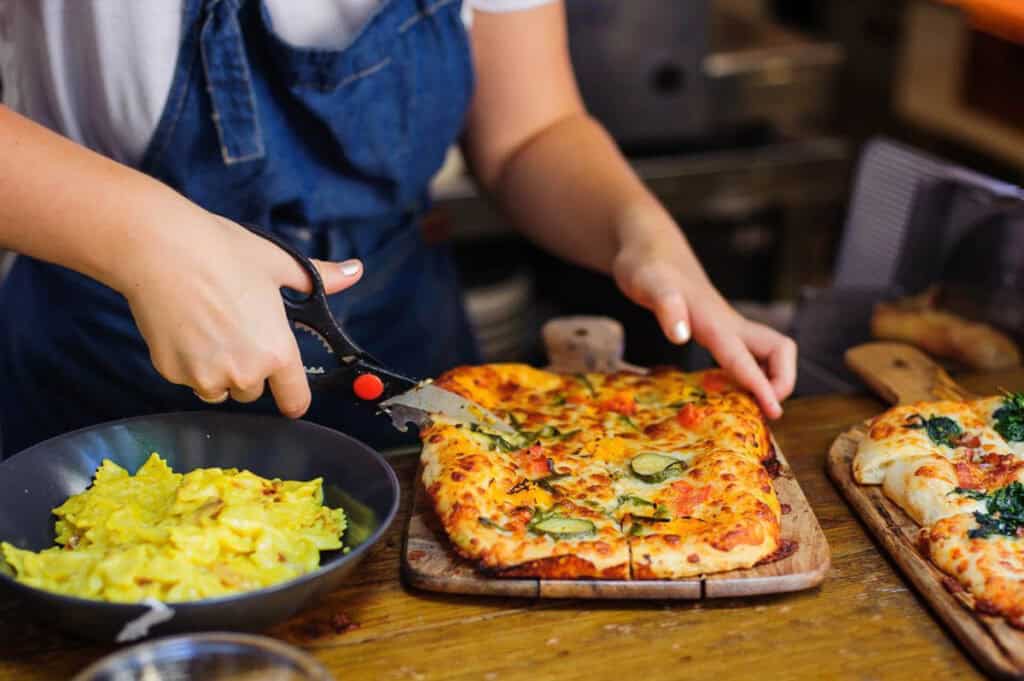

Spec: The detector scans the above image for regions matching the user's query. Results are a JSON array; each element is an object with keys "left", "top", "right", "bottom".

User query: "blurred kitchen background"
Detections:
[
  {"left": 2, "top": 0, "right": 1020, "bottom": 397},
  {"left": 426, "top": 0, "right": 1024, "bottom": 395}
]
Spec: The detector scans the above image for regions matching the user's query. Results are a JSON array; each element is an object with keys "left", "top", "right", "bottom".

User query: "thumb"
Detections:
[
  {"left": 316, "top": 258, "right": 363, "bottom": 295},
  {"left": 615, "top": 261, "right": 691, "bottom": 345},
  {"left": 279, "top": 258, "right": 363, "bottom": 295}
]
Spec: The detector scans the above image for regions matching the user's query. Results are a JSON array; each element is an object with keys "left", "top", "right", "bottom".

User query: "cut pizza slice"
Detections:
[
  {"left": 922, "top": 486, "right": 1024, "bottom": 628},
  {"left": 618, "top": 449, "right": 780, "bottom": 579},
  {"left": 881, "top": 455, "right": 989, "bottom": 526},
  {"left": 853, "top": 401, "right": 1007, "bottom": 484},
  {"left": 485, "top": 499, "right": 629, "bottom": 579},
  {"left": 422, "top": 416, "right": 630, "bottom": 578}
]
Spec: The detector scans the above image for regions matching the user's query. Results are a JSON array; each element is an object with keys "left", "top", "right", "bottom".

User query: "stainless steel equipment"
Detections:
[
  {"left": 565, "top": 1, "right": 711, "bottom": 147},
  {"left": 565, "top": 1, "right": 844, "bottom": 148}
]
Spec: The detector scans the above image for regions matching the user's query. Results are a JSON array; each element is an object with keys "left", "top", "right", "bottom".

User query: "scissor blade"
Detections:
[{"left": 379, "top": 384, "right": 517, "bottom": 435}]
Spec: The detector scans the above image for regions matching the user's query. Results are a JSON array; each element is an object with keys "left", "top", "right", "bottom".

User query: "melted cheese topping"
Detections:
[{"left": 420, "top": 364, "right": 781, "bottom": 579}]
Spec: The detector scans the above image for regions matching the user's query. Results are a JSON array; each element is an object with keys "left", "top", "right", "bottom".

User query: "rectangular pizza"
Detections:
[
  {"left": 418, "top": 364, "right": 789, "bottom": 580},
  {"left": 853, "top": 392, "right": 1024, "bottom": 626}
]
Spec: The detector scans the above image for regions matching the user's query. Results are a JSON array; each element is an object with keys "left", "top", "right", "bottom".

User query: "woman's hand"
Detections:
[
  {"left": 118, "top": 210, "right": 362, "bottom": 418},
  {"left": 612, "top": 227, "right": 797, "bottom": 420}
]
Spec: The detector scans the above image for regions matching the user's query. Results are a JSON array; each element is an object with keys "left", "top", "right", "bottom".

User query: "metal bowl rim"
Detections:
[{"left": 69, "top": 630, "right": 335, "bottom": 681}]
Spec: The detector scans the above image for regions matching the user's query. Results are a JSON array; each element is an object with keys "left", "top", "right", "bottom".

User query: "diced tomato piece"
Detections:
[
  {"left": 517, "top": 445, "right": 550, "bottom": 479},
  {"left": 600, "top": 393, "right": 636, "bottom": 415},
  {"left": 701, "top": 370, "right": 731, "bottom": 393},
  {"left": 956, "top": 434, "right": 982, "bottom": 450},
  {"left": 676, "top": 403, "right": 708, "bottom": 429},
  {"left": 955, "top": 462, "right": 981, "bottom": 489},
  {"left": 670, "top": 481, "right": 710, "bottom": 516}
]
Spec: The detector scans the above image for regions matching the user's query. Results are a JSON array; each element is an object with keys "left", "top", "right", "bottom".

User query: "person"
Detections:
[{"left": 0, "top": 0, "right": 797, "bottom": 455}]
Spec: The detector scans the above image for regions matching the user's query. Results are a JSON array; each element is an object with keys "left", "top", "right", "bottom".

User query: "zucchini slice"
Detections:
[
  {"left": 468, "top": 423, "right": 521, "bottom": 452},
  {"left": 629, "top": 452, "right": 686, "bottom": 483},
  {"left": 626, "top": 515, "right": 670, "bottom": 536},
  {"left": 521, "top": 424, "right": 562, "bottom": 442},
  {"left": 530, "top": 515, "right": 596, "bottom": 539},
  {"left": 535, "top": 473, "right": 569, "bottom": 494},
  {"left": 477, "top": 517, "right": 510, "bottom": 534},
  {"left": 616, "top": 494, "right": 656, "bottom": 517},
  {"left": 634, "top": 392, "right": 662, "bottom": 406},
  {"left": 617, "top": 414, "right": 639, "bottom": 431}
]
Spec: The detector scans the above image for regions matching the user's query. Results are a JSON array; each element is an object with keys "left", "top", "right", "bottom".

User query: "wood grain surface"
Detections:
[
  {"left": 3, "top": 368, "right": 1024, "bottom": 681},
  {"left": 830, "top": 342, "right": 1024, "bottom": 679}
]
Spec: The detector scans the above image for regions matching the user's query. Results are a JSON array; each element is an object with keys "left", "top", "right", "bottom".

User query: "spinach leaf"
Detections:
[
  {"left": 994, "top": 392, "right": 1024, "bottom": 443},
  {"left": 952, "top": 482, "right": 1024, "bottom": 539},
  {"left": 905, "top": 414, "right": 962, "bottom": 447}
]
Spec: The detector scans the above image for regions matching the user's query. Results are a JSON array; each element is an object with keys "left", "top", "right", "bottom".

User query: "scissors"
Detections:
[{"left": 242, "top": 223, "right": 516, "bottom": 435}]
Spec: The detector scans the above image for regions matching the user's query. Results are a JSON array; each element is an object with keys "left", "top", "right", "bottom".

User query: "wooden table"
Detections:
[{"left": 4, "top": 370, "right": 1023, "bottom": 681}]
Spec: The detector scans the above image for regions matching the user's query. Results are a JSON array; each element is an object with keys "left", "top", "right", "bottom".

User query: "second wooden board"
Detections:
[{"left": 827, "top": 341, "right": 1024, "bottom": 679}]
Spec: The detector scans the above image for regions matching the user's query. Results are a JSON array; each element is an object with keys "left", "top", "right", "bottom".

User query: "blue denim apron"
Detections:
[{"left": 0, "top": 0, "right": 479, "bottom": 455}]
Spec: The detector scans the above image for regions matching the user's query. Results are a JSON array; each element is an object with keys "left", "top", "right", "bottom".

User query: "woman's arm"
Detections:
[
  {"left": 0, "top": 105, "right": 361, "bottom": 415},
  {"left": 461, "top": 2, "right": 796, "bottom": 418}
]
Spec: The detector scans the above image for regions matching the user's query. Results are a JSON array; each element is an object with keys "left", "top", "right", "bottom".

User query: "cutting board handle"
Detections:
[
  {"left": 542, "top": 316, "right": 644, "bottom": 374},
  {"left": 845, "top": 342, "right": 974, "bottom": 405}
]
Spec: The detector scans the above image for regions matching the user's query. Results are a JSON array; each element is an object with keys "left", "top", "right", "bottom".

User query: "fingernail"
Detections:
[
  {"left": 672, "top": 320, "right": 690, "bottom": 344},
  {"left": 340, "top": 260, "right": 361, "bottom": 277}
]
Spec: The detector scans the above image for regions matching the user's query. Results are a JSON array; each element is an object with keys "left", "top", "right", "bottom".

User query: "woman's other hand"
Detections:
[{"left": 612, "top": 221, "right": 797, "bottom": 419}]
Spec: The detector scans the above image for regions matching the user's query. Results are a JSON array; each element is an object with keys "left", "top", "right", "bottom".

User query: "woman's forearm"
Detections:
[
  {"left": 0, "top": 105, "right": 194, "bottom": 292},
  {"left": 486, "top": 111, "right": 707, "bottom": 285}
]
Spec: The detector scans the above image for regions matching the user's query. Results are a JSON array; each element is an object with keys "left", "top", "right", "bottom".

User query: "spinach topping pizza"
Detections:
[{"left": 854, "top": 393, "right": 1024, "bottom": 627}]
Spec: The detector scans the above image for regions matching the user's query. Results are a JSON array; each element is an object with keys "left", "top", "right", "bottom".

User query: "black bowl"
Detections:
[{"left": 0, "top": 412, "right": 400, "bottom": 642}]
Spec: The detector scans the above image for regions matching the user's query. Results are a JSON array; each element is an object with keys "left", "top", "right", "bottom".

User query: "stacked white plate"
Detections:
[{"left": 463, "top": 269, "right": 536, "bottom": 362}]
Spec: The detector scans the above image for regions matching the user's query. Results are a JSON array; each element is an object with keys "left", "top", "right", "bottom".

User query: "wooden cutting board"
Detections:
[
  {"left": 827, "top": 341, "right": 1024, "bottom": 680},
  {"left": 401, "top": 316, "right": 830, "bottom": 599}
]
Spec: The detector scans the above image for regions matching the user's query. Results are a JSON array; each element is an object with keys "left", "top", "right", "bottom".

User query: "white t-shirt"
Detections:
[{"left": 0, "top": 0, "right": 553, "bottom": 166}]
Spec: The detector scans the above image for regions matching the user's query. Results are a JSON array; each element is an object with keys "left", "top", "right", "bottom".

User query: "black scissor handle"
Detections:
[{"left": 240, "top": 223, "right": 418, "bottom": 403}]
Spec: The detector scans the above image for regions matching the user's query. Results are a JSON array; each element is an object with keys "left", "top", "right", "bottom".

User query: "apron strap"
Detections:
[{"left": 200, "top": 0, "right": 266, "bottom": 165}]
